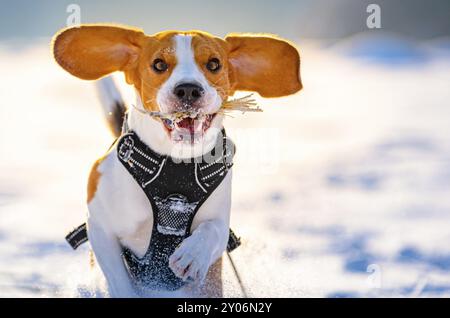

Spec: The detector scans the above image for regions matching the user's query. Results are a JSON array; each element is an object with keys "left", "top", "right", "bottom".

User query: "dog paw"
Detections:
[{"left": 168, "top": 235, "right": 212, "bottom": 284}]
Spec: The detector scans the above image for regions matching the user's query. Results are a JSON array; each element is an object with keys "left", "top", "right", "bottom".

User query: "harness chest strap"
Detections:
[{"left": 66, "top": 222, "right": 240, "bottom": 253}]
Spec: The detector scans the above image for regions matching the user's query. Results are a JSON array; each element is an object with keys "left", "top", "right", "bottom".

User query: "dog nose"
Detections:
[{"left": 173, "top": 83, "right": 204, "bottom": 103}]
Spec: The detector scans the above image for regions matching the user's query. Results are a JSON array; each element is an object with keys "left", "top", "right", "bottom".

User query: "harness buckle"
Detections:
[{"left": 118, "top": 135, "right": 134, "bottom": 162}]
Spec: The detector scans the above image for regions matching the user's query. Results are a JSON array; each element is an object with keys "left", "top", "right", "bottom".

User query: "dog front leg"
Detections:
[
  {"left": 169, "top": 219, "right": 228, "bottom": 284},
  {"left": 88, "top": 220, "right": 136, "bottom": 297}
]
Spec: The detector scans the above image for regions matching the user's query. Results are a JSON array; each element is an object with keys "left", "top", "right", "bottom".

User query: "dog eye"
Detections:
[
  {"left": 152, "top": 59, "right": 168, "bottom": 73},
  {"left": 206, "top": 58, "right": 221, "bottom": 73}
]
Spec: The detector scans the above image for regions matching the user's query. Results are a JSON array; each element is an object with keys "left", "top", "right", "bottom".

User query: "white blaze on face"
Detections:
[{"left": 156, "top": 34, "right": 222, "bottom": 114}]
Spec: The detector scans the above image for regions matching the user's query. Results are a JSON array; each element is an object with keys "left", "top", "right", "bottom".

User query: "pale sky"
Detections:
[{"left": 0, "top": 0, "right": 449, "bottom": 41}]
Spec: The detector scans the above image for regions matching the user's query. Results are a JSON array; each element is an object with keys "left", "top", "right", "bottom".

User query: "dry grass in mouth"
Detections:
[
  {"left": 133, "top": 94, "right": 262, "bottom": 122},
  {"left": 220, "top": 94, "right": 262, "bottom": 114}
]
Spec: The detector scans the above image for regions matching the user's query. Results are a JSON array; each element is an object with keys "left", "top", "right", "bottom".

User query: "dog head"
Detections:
[{"left": 53, "top": 25, "right": 302, "bottom": 155}]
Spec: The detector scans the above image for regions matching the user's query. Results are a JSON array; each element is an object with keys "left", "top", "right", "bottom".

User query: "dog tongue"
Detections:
[
  {"left": 176, "top": 117, "right": 205, "bottom": 143},
  {"left": 177, "top": 117, "right": 200, "bottom": 134}
]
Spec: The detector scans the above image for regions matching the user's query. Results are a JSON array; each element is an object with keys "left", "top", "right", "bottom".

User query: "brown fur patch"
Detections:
[
  {"left": 131, "top": 31, "right": 178, "bottom": 111},
  {"left": 225, "top": 35, "right": 302, "bottom": 97},
  {"left": 87, "top": 157, "right": 104, "bottom": 203},
  {"left": 191, "top": 33, "right": 232, "bottom": 101},
  {"left": 53, "top": 25, "right": 146, "bottom": 80}
]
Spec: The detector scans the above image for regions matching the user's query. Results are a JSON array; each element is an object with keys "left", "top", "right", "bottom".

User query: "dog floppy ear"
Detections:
[
  {"left": 53, "top": 25, "right": 146, "bottom": 80},
  {"left": 225, "top": 34, "right": 302, "bottom": 98}
]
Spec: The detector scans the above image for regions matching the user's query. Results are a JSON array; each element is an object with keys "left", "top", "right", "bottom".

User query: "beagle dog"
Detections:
[{"left": 52, "top": 24, "right": 301, "bottom": 297}]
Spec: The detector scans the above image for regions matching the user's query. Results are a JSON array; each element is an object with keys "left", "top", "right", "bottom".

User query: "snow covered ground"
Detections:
[{"left": 1, "top": 36, "right": 450, "bottom": 297}]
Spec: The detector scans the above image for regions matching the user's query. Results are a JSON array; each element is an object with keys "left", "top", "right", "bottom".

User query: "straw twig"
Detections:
[
  {"left": 221, "top": 94, "right": 262, "bottom": 114},
  {"left": 131, "top": 93, "right": 262, "bottom": 122}
]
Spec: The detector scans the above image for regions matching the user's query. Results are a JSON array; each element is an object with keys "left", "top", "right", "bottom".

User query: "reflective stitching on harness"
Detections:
[
  {"left": 199, "top": 153, "right": 232, "bottom": 170},
  {"left": 201, "top": 165, "right": 226, "bottom": 181},
  {"left": 133, "top": 146, "right": 159, "bottom": 164},
  {"left": 128, "top": 157, "right": 155, "bottom": 174},
  {"left": 142, "top": 158, "right": 166, "bottom": 188},
  {"left": 195, "top": 162, "right": 208, "bottom": 193}
]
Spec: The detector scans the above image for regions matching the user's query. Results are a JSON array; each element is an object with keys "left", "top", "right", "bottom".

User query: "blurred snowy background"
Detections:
[{"left": 0, "top": 0, "right": 450, "bottom": 297}]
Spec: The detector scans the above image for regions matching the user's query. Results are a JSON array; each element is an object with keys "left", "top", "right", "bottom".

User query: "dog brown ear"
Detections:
[
  {"left": 53, "top": 25, "right": 146, "bottom": 80},
  {"left": 225, "top": 34, "right": 302, "bottom": 98}
]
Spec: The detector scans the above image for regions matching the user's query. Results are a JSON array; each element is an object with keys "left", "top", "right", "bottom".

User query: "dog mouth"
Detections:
[{"left": 162, "top": 113, "right": 217, "bottom": 144}]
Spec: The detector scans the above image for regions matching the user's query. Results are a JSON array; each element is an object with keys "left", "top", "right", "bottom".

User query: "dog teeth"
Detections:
[{"left": 164, "top": 119, "right": 175, "bottom": 129}]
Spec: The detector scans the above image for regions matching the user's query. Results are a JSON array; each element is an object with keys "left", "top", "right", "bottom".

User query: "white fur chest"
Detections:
[{"left": 88, "top": 148, "right": 154, "bottom": 257}]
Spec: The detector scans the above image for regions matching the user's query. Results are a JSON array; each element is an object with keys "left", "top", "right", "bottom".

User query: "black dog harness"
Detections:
[
  {"left": 66, "top": 129, "right": 241, "bottom": 291},
  {"left": 117, "top": 130, "right": 234, "bottom": 290}
]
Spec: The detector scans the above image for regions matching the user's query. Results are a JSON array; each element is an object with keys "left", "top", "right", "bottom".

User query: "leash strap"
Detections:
[{"left": 226, "top": 251, "right": 248, "bottom": 298}]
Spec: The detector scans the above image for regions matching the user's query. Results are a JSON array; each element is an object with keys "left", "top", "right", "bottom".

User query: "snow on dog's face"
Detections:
[{"left": 53, "top": 25, "right": 302, "bottom": 145}]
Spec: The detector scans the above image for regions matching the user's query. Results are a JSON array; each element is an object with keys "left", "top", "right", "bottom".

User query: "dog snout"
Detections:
[{"left": 173, "top": 83, "right": 204, "bottom": 105}]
